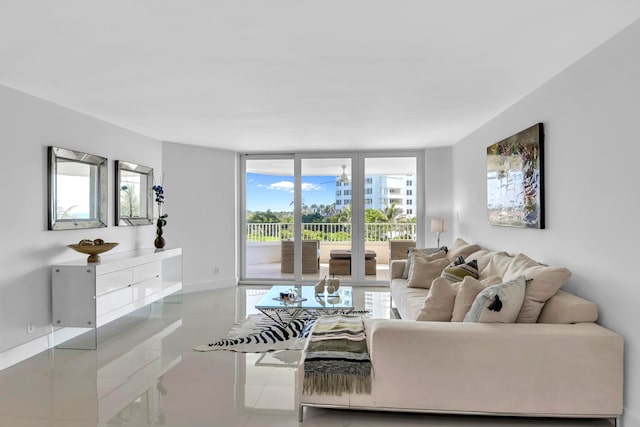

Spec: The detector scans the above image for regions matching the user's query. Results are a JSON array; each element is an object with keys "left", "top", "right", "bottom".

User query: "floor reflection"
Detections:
[
  {"left": 0, "top": 287, "right": 617, "bottom": 426},
  {"left": 236, "top": 352, "right": 298, "bottom": 415},
  {"left": 100, "top": 320, "right": 182, "bottom": 424}
]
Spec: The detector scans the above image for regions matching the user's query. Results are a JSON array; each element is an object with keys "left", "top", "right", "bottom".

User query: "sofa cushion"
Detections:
[
  {"left": 446, "top": 238, "right": 481, "bottom": 262},
  {"left": 416, "top": 277, "right": 458, "bottom": 321},
  {"left": 402, "top": 247, "right": 446, "bottom": 279},
  {"left": 451, "top": 275, "right": 502, "bottom": 322},
  {"left": 537, "top": 290, "right": 598, "bottom": 324},
  {"left": 390, "top": 278, "right": 429, "bottom": 320},
  {"left": 407, "top": 252, "right": 450, "bottom": 289},
  {"left": 505, "top": 253, "right": 572, "bottom": 323},
  {"left": 441, "top": 258, "right": 479, "bottom": 283},
  {"left": 464, "top": 276, "right": 526, "bottom": 323}
]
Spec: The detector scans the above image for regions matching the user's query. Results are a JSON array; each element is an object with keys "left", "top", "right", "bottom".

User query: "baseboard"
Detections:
[
  {"left": 183, "top": 277, "right": 237, "bottom": 293},
  {"left": 0, "top": 333, "right": 51, "bottom": 372}
]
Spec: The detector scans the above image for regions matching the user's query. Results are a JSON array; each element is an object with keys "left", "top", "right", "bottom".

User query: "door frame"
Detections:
[{"left": 238, "top": 150, "right": 425, "bottom": 285}]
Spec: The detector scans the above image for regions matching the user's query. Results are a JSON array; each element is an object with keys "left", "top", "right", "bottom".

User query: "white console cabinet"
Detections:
[{"left": 52, "top": 248, "right": 182, "bottom": 349}]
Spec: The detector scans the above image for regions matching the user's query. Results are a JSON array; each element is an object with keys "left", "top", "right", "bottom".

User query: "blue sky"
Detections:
[{"left": 246, "top": 173, "right": 338, "bottom": 212}]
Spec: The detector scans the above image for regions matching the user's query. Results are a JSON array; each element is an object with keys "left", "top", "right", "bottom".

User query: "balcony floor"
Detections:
[{"left": 246, "top": 262, "right": 390, "bottom": 283}]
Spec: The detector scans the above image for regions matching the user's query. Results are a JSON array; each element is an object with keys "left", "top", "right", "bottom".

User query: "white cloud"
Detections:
[
  {"left": 268, "top": 181, "right": 294, "bottom": 192},
  {"left": 302, "top": 183, "right": 321, "bottom": 192},
  {"left": 267, "top": 181, "right": 322, "bottom": 193}
]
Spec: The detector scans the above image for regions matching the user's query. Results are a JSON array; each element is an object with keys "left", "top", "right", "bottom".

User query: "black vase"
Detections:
[{"left": 154, "top": 220, "right": 166, "bottom": 249}]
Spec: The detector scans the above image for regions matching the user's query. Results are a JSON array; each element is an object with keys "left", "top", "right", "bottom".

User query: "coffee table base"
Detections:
[{"left": 256, "top": 306, "right": 355, "bottom": 329}]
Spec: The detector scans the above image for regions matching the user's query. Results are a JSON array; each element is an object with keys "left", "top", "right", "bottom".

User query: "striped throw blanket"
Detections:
[{"left": 302, "top": 315, "right": 372, "bottom": 395}]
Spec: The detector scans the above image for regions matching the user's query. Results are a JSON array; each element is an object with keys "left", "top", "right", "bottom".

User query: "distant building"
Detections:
[{"left": 335, "top": 175, "right": 416, "bottom": 217}]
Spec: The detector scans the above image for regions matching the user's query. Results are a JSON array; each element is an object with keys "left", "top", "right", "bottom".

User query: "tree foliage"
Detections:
[
  {"left": 247, "top": 209, "right": 280, "bottom": 223},
  {"left": 365, "top": 208, "right": 387, "bottom": 223}
]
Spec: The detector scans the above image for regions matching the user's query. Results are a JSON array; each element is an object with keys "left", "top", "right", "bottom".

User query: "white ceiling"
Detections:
[{"left": 2, "top": 1, "right": 640, "bottom": 152}]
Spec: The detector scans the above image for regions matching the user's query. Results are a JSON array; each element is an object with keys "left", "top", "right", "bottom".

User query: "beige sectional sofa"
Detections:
[{"left": 297, "top": 239, "right": 624, "bottom": 424}]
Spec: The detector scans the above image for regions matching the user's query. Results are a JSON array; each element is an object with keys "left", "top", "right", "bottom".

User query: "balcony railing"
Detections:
[{"left": 246, "top": 223, "right": 416, "bottom": 243}]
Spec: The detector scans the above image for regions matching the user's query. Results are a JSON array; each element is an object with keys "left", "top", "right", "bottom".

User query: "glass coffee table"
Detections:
[{"left": 255, "top": 285, "right": 354, "bottom": 328}]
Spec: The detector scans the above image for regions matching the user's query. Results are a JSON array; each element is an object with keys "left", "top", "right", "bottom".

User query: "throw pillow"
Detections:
[
  {"left": 505, "top": 253, "right": 572, "bottom": 323},
  {"left": 464, "top": 276, "right": 527, "bottom": 323},
  {"left": 451, "top": 275, "right": 502, "bottom": 322},
  {"left": 402, "top": 247, "right": 447, "bottom": 279},
  {"left": 441, "top": 258, "right": 479, "bottom": 283},
  {"left": 480, "top": 252, "right": 514, "bottom": 279},
  {"left": 452, "top": 256, "right": 465, "bottom": 266},
  {"left": 416, "top": 277, "right": 457, "bottom": 321},
  {"left": 446, "top": 238, "right": 481, "bottom": 263},
  {"left": 407, "top": 252, "right": 451, "bottom": 289},
  {"left": 467, "top": 249, "right": 502, "bottom": 274}
]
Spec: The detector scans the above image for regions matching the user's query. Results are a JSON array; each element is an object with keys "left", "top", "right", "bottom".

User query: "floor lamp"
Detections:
[{"left": 430, "top": 219, "right": 447, "bottom": 247}]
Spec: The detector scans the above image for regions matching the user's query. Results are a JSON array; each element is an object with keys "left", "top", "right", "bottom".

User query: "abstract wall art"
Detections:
[{"left": 486, "top": 123, "right": 544, "bottom": 229}]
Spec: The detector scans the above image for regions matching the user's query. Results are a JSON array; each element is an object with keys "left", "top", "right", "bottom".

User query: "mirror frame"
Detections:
[
  {"left": 48, "top": 146, "right": 108, "bottom": 230},
  {"left": 115, "top": 160, "right": 154, "bottom": 226}
]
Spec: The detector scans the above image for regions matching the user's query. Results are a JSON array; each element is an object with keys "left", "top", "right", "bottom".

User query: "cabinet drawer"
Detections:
[
  {"left": 133, "top": 276, "right": 163, "bottom": 300},
  {"left": 97, "top": 286, "right": 133, "bottom": 316},
  {"left": 133, "top": 261, "right": 161, "bottom": 284},
  {"left": 96, "top": 269, "right": 133, "bottom": 296}
]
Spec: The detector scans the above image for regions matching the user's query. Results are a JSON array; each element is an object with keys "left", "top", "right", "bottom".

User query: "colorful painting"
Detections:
[{"left": 487, "top": 123, "right": 544, "bottom": 228}]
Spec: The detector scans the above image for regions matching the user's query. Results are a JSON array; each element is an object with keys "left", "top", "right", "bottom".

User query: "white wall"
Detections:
[
  {"left": 161, "top": 142, "right": 237, "bottom": 292},
  {"left": 451, "top": 20, "right": 640, "bottom": 426},
  {"left": 424, "top": 147, "right": 453, "bottom": 248},
  {"left": 0, "top": 84, "right": 161, "bottom": 358}
]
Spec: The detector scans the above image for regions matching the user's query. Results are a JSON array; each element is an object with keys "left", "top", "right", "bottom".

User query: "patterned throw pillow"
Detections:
[
  {"left": 451, "top": 275, "right": 503, "bottom": 322},
  {"left": 441, "top": 258, "right": 479, "bottom": 283},
  {"left": 452, "top": 256, "right": 465, "bottom": 266},
  {"left": 402, "top": 247, "right": 447, "bottom": 279},
  {"left": 463, "top": 276, "right": 527, "bottom": 323}
]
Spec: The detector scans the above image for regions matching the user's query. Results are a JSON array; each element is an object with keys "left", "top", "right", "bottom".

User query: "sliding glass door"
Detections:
[
  {"left": 301, "top": 158, "right": 353, "bottom": 282},
  {"left": 240, "top": 152, "right": 422, "bottom": 285},
  {"left": 363, "top": 156, "right": 418, "bottom": 282},
  {"left": 243, "top": 157, "right": 294, "bottom": 280}
]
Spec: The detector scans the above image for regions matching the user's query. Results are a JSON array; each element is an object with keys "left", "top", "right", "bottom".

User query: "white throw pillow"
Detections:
[{"left": 464, "top": 276, "right": 527, "bottom": 323}]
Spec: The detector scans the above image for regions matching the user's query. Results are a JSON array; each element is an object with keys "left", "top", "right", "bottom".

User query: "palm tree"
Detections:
[
  {"left": 380, "top": 202, "right": 410, "bottom": 241},
  {"left": 322, "top": 203, "right": 338, "bottom": 218},
  {"left": 382, "top": 202, "right": 404, "bottom": 223},
  {"left": 334, "top": 204, "right": 352, "bottom": 223}
]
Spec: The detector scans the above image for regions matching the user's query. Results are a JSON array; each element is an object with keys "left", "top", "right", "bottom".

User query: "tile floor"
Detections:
[{"left": 0, "top": 286, "right": 614, "bottom": 427}]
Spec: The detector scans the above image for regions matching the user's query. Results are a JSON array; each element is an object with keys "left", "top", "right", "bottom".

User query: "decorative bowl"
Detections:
[{"left": 68, "top": 242, "right": 119, "bottom": 263}]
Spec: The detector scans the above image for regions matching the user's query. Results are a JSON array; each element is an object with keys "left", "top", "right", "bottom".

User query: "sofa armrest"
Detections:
[
  {"left": 366, "top": 319, "right": 623, "bottom": 417},
  {"left": 390, "top": 260, "right": 406, "bottom": 279}
]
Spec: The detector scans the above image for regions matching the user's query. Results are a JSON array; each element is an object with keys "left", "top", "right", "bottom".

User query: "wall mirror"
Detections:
[
  {"left": 48, "top": 146, "right": 108, "bottom": 230},
  {"left": 115, "top": 160, "right": 154, "bottom": 226}
]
